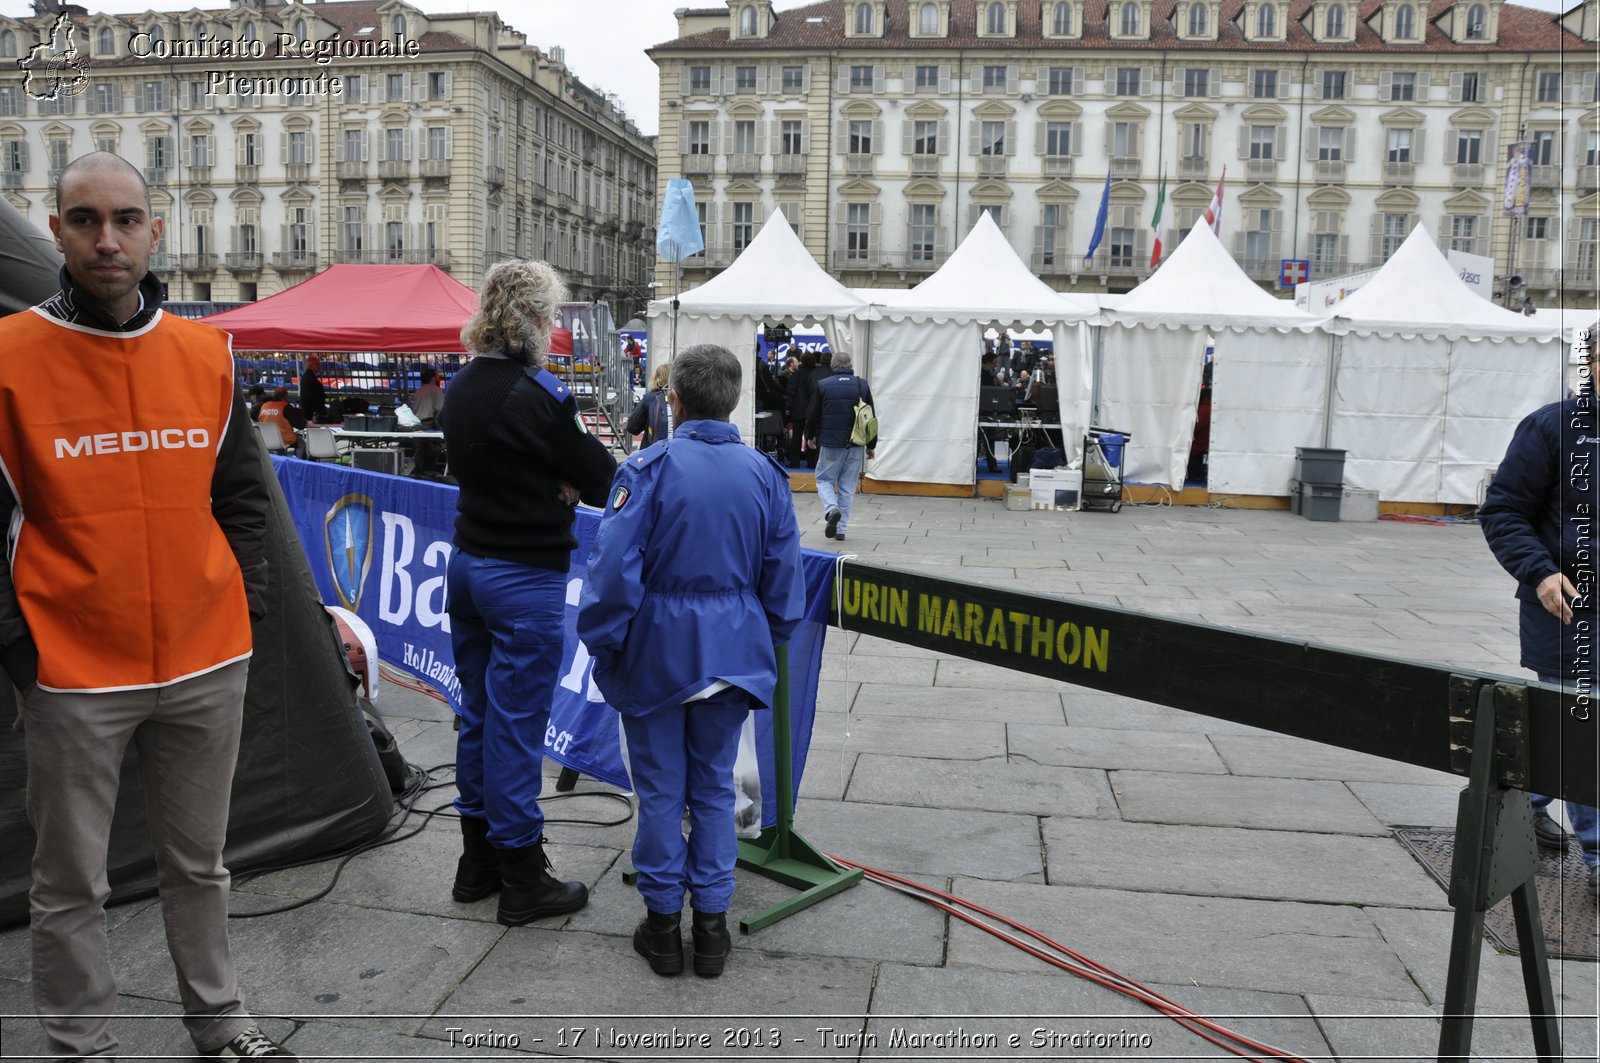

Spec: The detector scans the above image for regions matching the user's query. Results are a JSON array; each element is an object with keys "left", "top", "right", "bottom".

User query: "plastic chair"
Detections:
[
  {"left": 304, "top": 426, "right": 346, "bottom": 462},
  {"left": 255, "top": 421, "right": 287, "bottom": 453}
]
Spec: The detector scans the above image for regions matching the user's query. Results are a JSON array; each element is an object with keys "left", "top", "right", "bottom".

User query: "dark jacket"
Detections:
[
  {"left": 1480, "top": 388, "right": 1600, "bottom": 679},
  {"left": 625, "top": 388, "right": 670, "bottom": 447},
  {"left": 755, "top": 359, "right": 786, "bottom": 414},
  {"left": 0, "top": 268, "right": 271, "bottom": 691},
  {"left": 806, "top": 367, "right": 877, "bottom": 450},
  {"left": 440, "top": 353, "right": 617, "bottom": 572},
  {"left": 786, "top": 362, "right": 818, "bottom": 424}
]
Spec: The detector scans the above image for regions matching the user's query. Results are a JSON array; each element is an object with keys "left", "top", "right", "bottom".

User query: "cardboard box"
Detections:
[{"left": 1030, "top": 468, "right": 1082, "bottom": 511}]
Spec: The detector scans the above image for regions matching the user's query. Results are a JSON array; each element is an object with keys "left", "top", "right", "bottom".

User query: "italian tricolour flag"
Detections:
[{"left": 1148, "top": 173, "right": 1167, "bottom": 269}]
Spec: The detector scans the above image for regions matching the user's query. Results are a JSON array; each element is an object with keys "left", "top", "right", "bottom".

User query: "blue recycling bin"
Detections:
[{"left": 1099, "top": 433, "right": 1125, "bottom": 468}]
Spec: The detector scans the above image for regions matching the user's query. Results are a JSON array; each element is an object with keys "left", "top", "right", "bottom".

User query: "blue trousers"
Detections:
[
  {"left": 815, "top": 445, "right": 865, "bottom": 535},
  {"left": 621, "top": 696, "right": 750, "bottom": 914},
  {"left": 1530, "top": 672, "right": 1599, "bottom": 868},
  {"left": 448, "top": 551, "right": 566, "bottom": 850}
]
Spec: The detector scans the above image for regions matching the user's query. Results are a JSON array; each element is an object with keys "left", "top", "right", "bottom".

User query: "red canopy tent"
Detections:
[{"left": 198, "top": 263, "right": 573, "bottom": 356}]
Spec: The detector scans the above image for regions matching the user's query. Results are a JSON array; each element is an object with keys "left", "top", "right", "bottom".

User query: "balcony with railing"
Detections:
[
  {"left": 977, "top": 154, "right": 1008, "bottom": 177},
  {"left": 1530, "top": 164, "right": 1560, "bottom": 190},
  {"left": 1245, "top": 158, "right": 1278, "bottom": 183},
  {"left": 485, "top": 164, "right": 506, "bottom": 187},
  {"left": 1031, "top": 249, "right": 1075, "bottom": 276},
  {"left": 773, "top": 154, "right": 806, "bottom": 177},
  {"left": 1240, "top": 257, "right": 1280, "bottom": 282},
  {"left": 1, "top": 171, "right": 23, "bottom": 189},
  {"left": 144, "top": 166, "right": 168, "bottom": 186},
  {"left": 335, "top": 246, "right": 368, "bottom": 265},
  {"left": 379, "top": 160, "right": 410, "bottom": 179},
  {"left": 1581, "top": 165, "right": 1600, "bottom": 193},
  {"left": 1313, "top": 159, "right": 1346, "bottom": 184},
  {"left": 421, "top": 158, "right": 450, "bottom": 178},
  {"left": 225, "top": 252, "right": 264, "bottom": 272},
  {"left": 727, "top": 153, "right": 761, "bottom": 175},
  {"left": 1383, "top": 161, "right": 1414, "bottom": 186},
  {"left": 236, "top": 164, "right": 259, "bottom": 184},
  {"left": 908, "top": 154, "right": 940, "bottom": 176},
  {"left": 1308, "top": 258, "right": 1352, "bottom": 279},
  {"left": 1452, "top": 162, "right": 1485, "bottom": 187},
  {"left": 180, "top": 253, "right": 218, "bottom": 272},
  {"left": 1519, "top": 267, "right": 1563, "bottom": 291},
  {"left": 1178, "top": 155, "right": 1209, "bottom": 181},
  {"left": 337, "top": 160, "right": 367, "bottom": 179},
  {"left": 845, "top": 153, "right": 875, "bottom": 175},
  {"left": 272, "top": 251, "right": 317, "bottom": 271},
  {"left": 187, "top": 165, "right": 212, "bottom": 185},
  {"left": 680, "top": 153, "right": 715, "bottom": 175},
  {"left": 150, "top": 252, "right": 174, "bottom": 272},
  {"left": 1041, "top": 155, "right": 1074, "bottom": 178},
  {"left": 1109, "top": 155, "right": 1141, "bottom": 179},
  {"left": 285, "top": 163, "right": 312, "bottom": 182}
]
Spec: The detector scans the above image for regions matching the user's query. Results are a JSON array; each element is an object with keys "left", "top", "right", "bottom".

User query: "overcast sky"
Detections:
[{"left": 1, "top": 0, "right": 1578, "bottom": 137}]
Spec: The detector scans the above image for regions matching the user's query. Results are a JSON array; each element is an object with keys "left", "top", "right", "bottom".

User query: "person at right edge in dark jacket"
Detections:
[
  {"left": 1479, "top": 331, "right": 1600, "bottom": 901},
  {"left": 440, "top": 260, "right": 617, "bottom": 926}
]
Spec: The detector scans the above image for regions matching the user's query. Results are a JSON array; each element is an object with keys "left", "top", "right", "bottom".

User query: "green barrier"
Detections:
[{"left": 831, "top": 560, "right": 1596, "bottom": 1062}]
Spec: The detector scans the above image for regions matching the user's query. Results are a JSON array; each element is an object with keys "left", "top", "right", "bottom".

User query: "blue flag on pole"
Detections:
[
  {"left": 1083, "top": 169, "right": 1112, "bottom": 267},
  {"left": 657, "top": 177, "right": 704, "bottom": 263}
]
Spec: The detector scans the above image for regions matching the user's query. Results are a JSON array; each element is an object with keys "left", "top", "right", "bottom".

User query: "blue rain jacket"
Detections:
[{"left": 577, "top": 419, "right": 805, "bottom": 716}]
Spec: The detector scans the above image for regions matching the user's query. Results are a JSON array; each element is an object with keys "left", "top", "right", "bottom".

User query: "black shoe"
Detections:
[
  {"left": 824, "top": 508, "right": 840, "bottom": 539},
  {"left": 633, "top": 909, "right": 684, "bottom": 977},
  {"left": 452, "top": 816, "right": 501, "bottom": 903},
  {"left": 691, "top": 910, "right": 731, "bottom": 978},
  {"left": 834, "top": 534, "right": 846, "bottom": 542},
  {"left": 497, "top": 838, "right": 588, "bottom": 926},
  {"left": 210, "top": 1025, "right": 298, "bottom": 1059},
  {"left": 986, "top": 460, "right": 1000, "bottom": 473},
  {"left": 1534, "top": 812, "right": 1570, "bottom": 854}
]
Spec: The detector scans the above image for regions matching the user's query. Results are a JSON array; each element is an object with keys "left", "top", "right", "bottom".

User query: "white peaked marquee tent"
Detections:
[
  {"left": 647, "top": 213, "right": 870, "bottom": 439},
  {"left": 1101, "top": 223, "right": 1323, "bottom": 490},
  {"left": 868, "top": 213, "right": 1097, "bottom": 486},
  {"left": 1323, "top": 226, "right": 1564, "bottom": 504}
]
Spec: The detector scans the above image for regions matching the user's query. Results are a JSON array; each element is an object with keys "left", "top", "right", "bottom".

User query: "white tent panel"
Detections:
[
  {"left": 1329, "top": 334, "right": 1450, "bottom": 502},
  {"left": 1097, "top": 325, "right": 1207, "bottom": 488},
  {"left": 868, "top": 318, "right": 978, "bottom": 485},
  {"left": 1208, "top": 331, "right": 1331, "bottom": 496},
  {"left": 1110, "top": 224, "right": 1322, "bottom": 331},
  {"left": 1439, "top": 339, "right": 1566, "bottom": 505},
  {"left": 642, "top": 310, "right": 758, "bottom": 435},
  {"left": 1054, "top": 322, "right": 1094, "bottom": 463}
]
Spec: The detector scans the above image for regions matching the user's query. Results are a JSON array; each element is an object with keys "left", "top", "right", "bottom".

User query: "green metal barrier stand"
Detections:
[{"left": 735, "top": 643, "right": 862, "bottom": 933}]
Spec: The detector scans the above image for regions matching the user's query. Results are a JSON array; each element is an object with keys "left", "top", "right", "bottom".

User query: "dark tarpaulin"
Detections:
[
  {"left": 0, "top": 448, "right": 395, "bottom": 924},
  {"left": 0, "top": 198, "right": 62, "bottom": 315}
]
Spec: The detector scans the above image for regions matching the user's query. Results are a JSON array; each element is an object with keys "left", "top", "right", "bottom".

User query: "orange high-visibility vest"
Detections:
[
  {"left": 0, "top": 308, "right": 252, "bottom": 691},
  {"left": 257, "top": 400, "right": 298, "bottom": 447}
]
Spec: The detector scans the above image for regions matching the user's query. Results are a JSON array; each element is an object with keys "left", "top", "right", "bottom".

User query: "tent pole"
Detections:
[{"left": 1322, "top": 333, "right": 1342, "bottom": 449}]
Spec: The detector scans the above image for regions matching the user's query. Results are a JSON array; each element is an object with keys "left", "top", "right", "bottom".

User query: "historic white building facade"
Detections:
[
  {"left": 0, "top": 0, "right": 658, "bottom": 317},
  {"left": 651, "top": 0, "right": 1599, "bottom": 305}
]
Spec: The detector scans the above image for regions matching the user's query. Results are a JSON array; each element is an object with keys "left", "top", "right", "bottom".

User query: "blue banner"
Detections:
[{"left": 272, "top": 458, "right": 834, "bottom": 825}]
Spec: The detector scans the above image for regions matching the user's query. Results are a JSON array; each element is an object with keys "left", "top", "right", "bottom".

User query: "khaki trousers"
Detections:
[{"left": 22, "top": 660, "right": 253, "bottom": 1058}]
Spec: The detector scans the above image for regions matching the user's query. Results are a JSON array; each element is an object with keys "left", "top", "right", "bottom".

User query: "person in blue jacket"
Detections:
[
  {"left": 1479, "top": 334, "right": 1600, "bottom": 899},
  {"left": 577, "top": 343, "right": 805, "bottom": 977}
]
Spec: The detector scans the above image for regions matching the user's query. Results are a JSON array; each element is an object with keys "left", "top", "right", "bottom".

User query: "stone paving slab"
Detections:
[
  {"left": 1059, "top": 693, "right": 1280, "bottom": 736},
  {"left": 279, "top": 1020, "right": 586, "bottom": 1059},
  {"left": 809, "top": 711, "right": 1008, "bottom": 760},
  {"left": 847, "top": 682, "right": 1067, "bottom": 724},
  {"left": 864, "top": 964, "right": 1334, "bottom": 1059},
  {"left": 791, "top": 798, "right": 1046, "bottom": 883},
  {"left": 844, "top": 753, "right": 1118, "bottom": 819},
  {"left": 817, "top": 653, "right": 936, "bottom": 687},
  {"left": 1209, "top": 732, "right": 1461, "bottom": 786},
  {"left": 1305, "top": 993, "right": 1600, "bottom": 1063},
  {"left": 1108, "top": 769, "right": 1390, "bottom": 835},
  {"left": 109, "top": 900, "right": 507, "bottom": 1036},
  {"left": 1347, "top": 779, "right": 1468, "bottom": 830},
  {"left": 1039, "top": 817, "right": 1452, "bottom": 908},
  {"left": 1007, "top": 722, "right": 1229, "bottom": 773},
  {"left": 932, "top": 658, "right": 1077, "bottom": 693},
  {"left": 943, "top": 878, "right": 1428, "bottom": 1001}
]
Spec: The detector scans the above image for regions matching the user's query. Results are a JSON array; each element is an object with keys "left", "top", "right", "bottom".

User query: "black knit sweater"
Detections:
[{"left": 440, "top": 354, "right": 616, "bottom": 571}]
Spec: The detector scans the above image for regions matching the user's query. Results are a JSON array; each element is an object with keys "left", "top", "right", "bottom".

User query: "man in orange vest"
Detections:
[
  {"left": 0, "top": 153, "right": 292, "bottom": 1059},
  {"left": 256, "top": 385, "right": 303, "bottom": 450}
]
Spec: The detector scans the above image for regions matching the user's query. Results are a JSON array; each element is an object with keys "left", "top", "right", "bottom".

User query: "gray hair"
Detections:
[
  {"left": 829, "top": 349, "right": 853, "bottom": 370},
  {"left": 671, "top": 344, "right": 741, "bottom": 420},
  {"left": 460, "top": 259, "right": 566, "bottom": 365}
]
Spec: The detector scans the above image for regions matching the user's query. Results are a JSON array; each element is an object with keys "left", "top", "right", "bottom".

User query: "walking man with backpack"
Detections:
[{"left": 805, "top": 350, "right": 877, "bottom": 543}]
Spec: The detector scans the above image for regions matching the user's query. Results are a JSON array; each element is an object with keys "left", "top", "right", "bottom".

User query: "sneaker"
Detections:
[
  {"left": 211, "top": 1026, "right": 298, "bottom": 1059},
  {"left": 824, "top": 508, "right": 840, "bottom": 539},
  {"left": 1534, "top": 812, "right": 1570, "bottom": 854},
  {"left": 834, "top": 534, "right": 846, "bottom": 542}
]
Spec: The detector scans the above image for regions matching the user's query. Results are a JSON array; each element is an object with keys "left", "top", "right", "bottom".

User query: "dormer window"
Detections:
[
  {"left": 1256, "top": 4, "right": 1275, "bottom": 36},
  {"left": 1465, "top": 3, "right": 1486, "bottom": 37},
  {"left": 1051, "top": 1, "right": 1072, "bottom": 33},
  {"left": 1394, "top": 3, "right": 1415, "bottom": 38},
  {"left": 149, "top": 24, "right": 165, "bottom": 45},
  {"left": 986, "top": 1, "right": 1005, "bottom": 33},
  {"left": 1187, "top": 3, "right": 1207, "bottom": 34},
  {"left": 97, "top": 26, "right": 113, "bottom": 53},
  {"left": 392, "top": 14, "right": 406, "bottom": 45},
  {"left": 920, "top": 2, "right": 938, "bottom": 33},
  {"left": 854, "top": 2, "right": 872, "bottom": 33},
  {"left": 1326, "top": 3, "right": 1345, "bottom": 36},
  {"left": 0, "top": 30, "right": 13, "bottom": 57},
  {"left": 739, "top": 5, "right": 757, "bottom": 35},
  {"left": 293, "top": 17, "right": 307, "bottom": 43},
  {"left": 195, "top": 23, "right": 208, "bottom": 47},
  {"left": 1120, "top": 1, "right": 1140, "bottom": 35},
  {"left": 242, "top": 21, "right": 256, "bottom": 43}
]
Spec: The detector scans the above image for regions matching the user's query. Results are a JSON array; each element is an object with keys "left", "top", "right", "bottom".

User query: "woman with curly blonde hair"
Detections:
[{"left": 440, "top": 260, "right": 617, "bottom": 926}]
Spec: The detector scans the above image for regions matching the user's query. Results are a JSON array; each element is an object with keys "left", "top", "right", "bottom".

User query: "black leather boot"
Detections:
[
  {"left": 452, "top": 816, "right": 500, "bottom": 903},
  {"left": 632, "top": 909, "right": 684, "bottom": 977},
  {"left": 496, "top": 837, "right": 588, "bottom": 926},
  {"left": 691, "top": 910, "right": 731, "bottom": 978}
]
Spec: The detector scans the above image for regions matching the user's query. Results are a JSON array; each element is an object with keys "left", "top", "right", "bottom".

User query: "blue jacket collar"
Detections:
[{"left": 675, "top": 419, "right": 742, "bottom": 443}]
